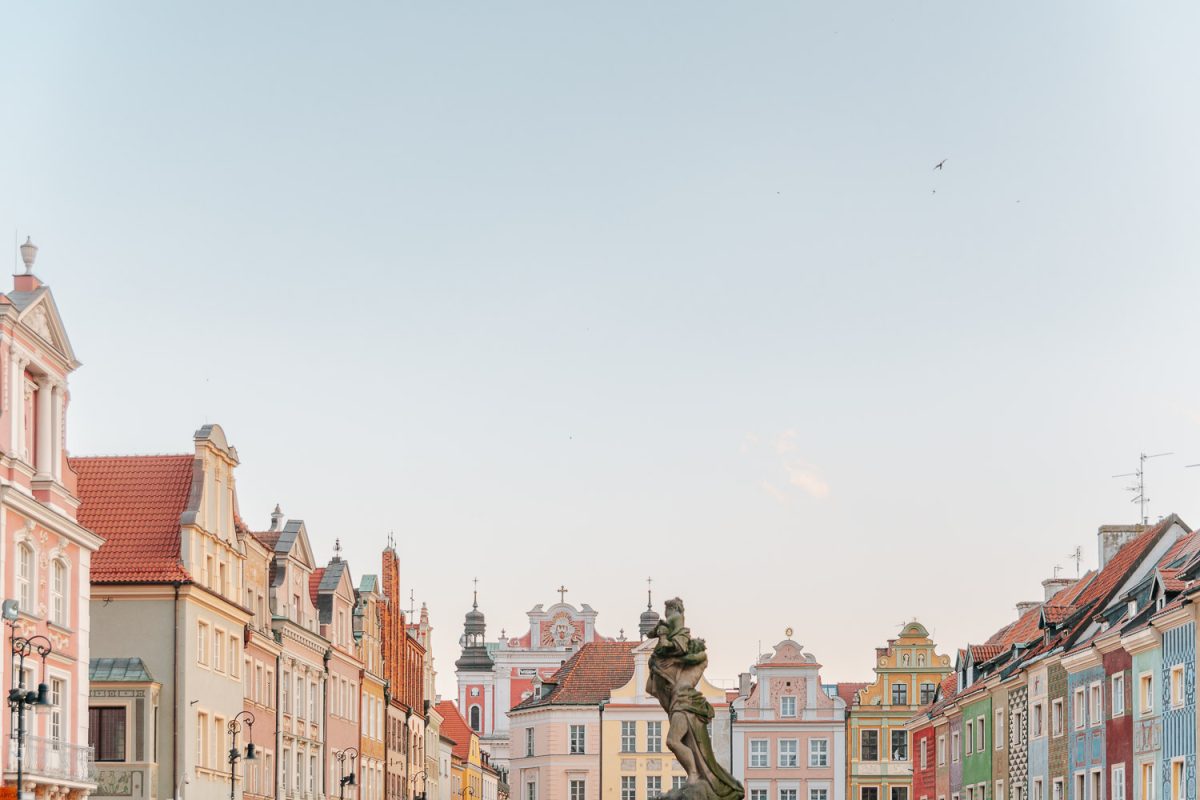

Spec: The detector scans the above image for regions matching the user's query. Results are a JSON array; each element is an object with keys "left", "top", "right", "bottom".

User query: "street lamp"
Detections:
[
  {"left": 7, "top": 601, "right": 53, "bottom": 800},
  {"left": 335, "top": 747, "right": 359, "bottom": 800},
  {"left": 409, "top": 770, "right": 427, "bottom": 800},
  {"left": 227, "top": 711, "right": 258, "bottom": 800}
]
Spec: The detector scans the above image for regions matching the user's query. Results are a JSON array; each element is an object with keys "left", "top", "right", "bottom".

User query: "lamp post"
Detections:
[
  {"left": 335, "top": 747, "right": 359, "bottom": 800},
  {"left": 598, "top": 699, "right": 609, "bottom": 800},
  {"left": 409, "top": 770, "right": 427, "bottom": 800},
  {"left": 7, "top": 600, "right": 53, "bottom": 800},
  {"left": 227, "top": 711, "right": 258, "bottom": 800}
]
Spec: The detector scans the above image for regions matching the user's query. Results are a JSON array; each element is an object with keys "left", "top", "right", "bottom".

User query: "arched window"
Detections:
[
  {"left": 917, "top": 653, "right": 926, "bottom": 667},
  {"left": 51, "top": 559, "right": 67, "bottom": 625},
  {"left": 469, "top": 705, "right": 481, "bottom": 731},
  {"left": 17, "top": 543, "right": 33, "bottom": 612}
]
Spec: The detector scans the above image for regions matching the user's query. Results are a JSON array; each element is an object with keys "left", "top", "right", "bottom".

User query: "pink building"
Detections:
[
  {"left": 313, "top": 554, "right": 362, "bottom": 799},
  {"left": 0, "top": 240, "right": 104, "bottom": 800},
  {"left": 732, "top": 638, "right": 848, "bottom": 800}
]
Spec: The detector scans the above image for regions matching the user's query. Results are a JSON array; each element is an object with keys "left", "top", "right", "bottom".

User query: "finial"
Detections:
[
  {"left": 647, "top": 576, "right": 654, "bottom": 609},
  {"left": 785, "top": 627, "right": 794, "bottom": 639},
  {"left": 619, "top": 628, "right": 626, "bottom": 641},
  {"left": 500, "top": 628, "right": 506, "bottom": 640},
  {"left": 473, "top": 577, "right": 479, "bottom": 609},
  {"left": 269, "top": 504, "right": 284, "bottom": 532},
  {"left": 333, "top": 538, "right": 342, "bottom": 560},
  {"left": 19, "top": 237, "right": 37, "bottom": 275}
]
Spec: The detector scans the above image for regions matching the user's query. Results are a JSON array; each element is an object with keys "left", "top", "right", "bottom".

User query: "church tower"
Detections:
[{"left": 455, "top": 585, "right": 495, "bottom": 736}]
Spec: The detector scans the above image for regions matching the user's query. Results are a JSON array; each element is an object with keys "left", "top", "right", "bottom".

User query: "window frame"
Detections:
[
  {"left": 810, "top": 737, "right": 829, "bottom": 767},
  {"left": 1112, "top": 674, "right": 1125, "bottom": 718},
  {"left": 89, "top": 706, "right": 127, "bottom": 762},
  {"left": 749, "top": 739, "right": 769, "bottom": 769},
  {"left": 860, "top": 729, "right": 879, "bottom": 762},
  {"left": 779, "top": 738, "right": 799, "bottom": 768}
]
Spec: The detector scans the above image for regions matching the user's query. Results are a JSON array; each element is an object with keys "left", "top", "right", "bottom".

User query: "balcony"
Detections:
[{"left": 7, "top": 735, "right": 96, "bottom": 786}]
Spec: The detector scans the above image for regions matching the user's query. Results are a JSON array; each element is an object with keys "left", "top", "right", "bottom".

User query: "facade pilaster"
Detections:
[{"left": 34, "top": 374, "right": 53, "bottom": 477}]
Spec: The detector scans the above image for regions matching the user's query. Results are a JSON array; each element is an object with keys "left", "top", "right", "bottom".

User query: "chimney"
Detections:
[
  {"left": 1098, "top": 524, "right": 1145, "bottom": 569},
  {"left": 738, "top": 672, "right": 753, "bottom": 699},
  {"left": 1016, "top": 601, "right": 1041, "bottom": 617},
  {"left": 1042, "top": 577, "right": 1074, "bottom": 602}
]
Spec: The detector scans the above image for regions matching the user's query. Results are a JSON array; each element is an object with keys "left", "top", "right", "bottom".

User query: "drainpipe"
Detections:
[
  {"left": 323, "top": 649, "right": 332, "bottom": 800},
  {"left": 598, "top": 700, "right": 608, "bottom": 800},
  {"left": 276, "top": 646, "right": 284, "bottom": 800},
  {"left": 173, "top": 581, "right": 182, "bottom": 800},
  {"left": 383, "top": 683, "right": 391, "bottom": 800}
]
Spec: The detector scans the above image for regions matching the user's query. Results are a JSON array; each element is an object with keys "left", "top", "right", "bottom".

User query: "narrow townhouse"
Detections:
[{"left": 314, "top": 552, "right": 363, "bottom": 800}]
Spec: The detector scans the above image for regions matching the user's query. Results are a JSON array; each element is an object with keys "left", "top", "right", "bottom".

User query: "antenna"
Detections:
[
  {"left": 1053, "top": 564, "right": 1063, "bottom": 578},
  {"left": 1113, "top": 451, "right": 1173, "bottom": 525},
  {"left": 1067, "top": 546, "right": 1083, "bottom": 577}
]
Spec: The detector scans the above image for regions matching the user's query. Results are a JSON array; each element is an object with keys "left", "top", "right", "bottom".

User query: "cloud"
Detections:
[
  {"left": 785, "top": 463, "right": 831, "bottom": 498},
  {"left": 746, "top": 430, "right": 831, "bottom": 501}
]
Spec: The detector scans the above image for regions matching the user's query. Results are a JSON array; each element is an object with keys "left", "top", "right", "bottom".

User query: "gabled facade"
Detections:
[
  {"left": 241, "top": 524, "right": 281, "bottom": 800},
  {"left": 356, "top": 575, "right": 386, "bottom": 800},
  {"left": 314, "top": 554, "right": 363, "bottom": 799}
]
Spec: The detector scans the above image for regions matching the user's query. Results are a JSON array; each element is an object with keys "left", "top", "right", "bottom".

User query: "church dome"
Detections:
[{"left": 639, "top": 605, "right": 660, "bottom": 639}]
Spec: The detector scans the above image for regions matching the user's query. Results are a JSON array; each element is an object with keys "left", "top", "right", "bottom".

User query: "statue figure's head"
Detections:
[{"left": 664, "top": 597, "right": 684, "bottom": 615}]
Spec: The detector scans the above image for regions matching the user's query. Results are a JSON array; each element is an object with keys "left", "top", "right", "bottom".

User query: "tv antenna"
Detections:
[
  {"left": 1113, "top": 451, "right": 1173, "bottom": 525},
  {"left": 1066, "top": 546, "right": 1083, "bottom": 577}
]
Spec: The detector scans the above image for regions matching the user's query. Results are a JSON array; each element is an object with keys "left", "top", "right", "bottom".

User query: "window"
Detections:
[
  {"left": 893, "top": 789, "right": 909, "bottom": 800},
  {"left": 921, "top": 683, "right": 937, "bottom": 705},
  {"left": 951, "top": 731, "right": 960, "bottom": 762},
  {"left": 975, "top": 716, "right": 985, "bottom": 751},
  {"left": 17, "top": 543, "right": 33, "bottom": 612},
  {"left": 920, "top": 737, "right": 928, "bottom": 770},
  {"left": 673, "top": 777, "right": 687, "bottom": 791},
  {"left": 965, "top": 721, "right": 974, "bottom": 754},
  {"left": 812, "top": 791, "right": 829, "bottom": 800},
  {"left": 196, "top": 712, "right": 208, "bottom": 767},
  {"left": 470, "top": 705, "right": 481, "bottom": 731},
  {"left": 1033, "top": 779, "right": 1043, "bottom": 800},
  {"left": 1140, "top": 674, "right": 1154, "bottom": 714},
  {"left": 811, "top": 738, "right": 829, "bottom": 767},
  {"left": 1052, "top": 699, "right": 1064, "bottom": 735},
  {"left": 892, "top": 730, "right": 908, "bottom": 760},
  {"left": 1091, "top": 770, "right": 1103, "bottom": 800},
  {"left": 621, "top": 721, "right": 636, "bottom": 752},
  {"left": 781, "top": 696, "right": 797, "bottom": 717},
  {"left": 1141, "top": 764, "right": 1155, "bottom": 800},
  {"left": 1075, "top": 773, "right": 1086, "bottom": 800},
  {"left": 863, "top": 789, "right": 880, "bottom": 800},
  {"left": 525, "top": 727, "right": 534, "bottom": 757},
  {"left": 647, "top": 776, "right": 662, "bottom": 798},
  {"left": 647, "top": 721, "right": 662, "bottom": 753},
  {"left": 89, "top": 707, "right": 126, "bottom": 761},
  {"left": 996, "top": 782, "right": 1004, "bottom": 800},
  {"left": 569, "top": 724, "right": 585, "bottom": 754},
  {"left": 937, "top": 735, "right": 946, "bottom": 765},
  {"left": 751, "top": 791, "right": 768, "bottom": 800},
  {"left": 1074, "top": 688, "right": 1086, "bottom": 729},
  {"left": 1112, "top": 765, "right": 1125, "bottom": 800},
  {"left": 1089, "top": 683, "right": 1103, "bottom": 725},
  {"left": 750, "top": 739, "right": 769, "bottom": 768},
  {"left": 893, "top": 683, "right": 909, "bottom": 705},
  {"left": 51, "top": 560, "right": 66, "bottom": 625},
  {"left": 308, "top": 756, "right": 316, "bottom": 793},
  {"left": 569, "top": 780, "right": 586, "bottom": 800},
  {"left": 780, "top": 739, "right": 798, "bottom": 767},
  {"left": 995, "top": 710, "right": 1004, "bottom": 749},
  {"left": 214, "top": 630, "right": 225, "bottom": 673},
  {"left": 621, "top": 776, "right": 636, "bottom": 800},
  {"left": 1170, "top": 666, "right": 1184, "bottom": 708},
  {"left": 1112, "top": 674, "right": 1125, "bottom": 717},
  {"left": 1033, "top": 702, "right": 1045, "bottom": 737},
  {"left": 1053, "top": 780, "right": 1064, "bottom": 800},
  {"left": 781, "top": 791, "right": 798, "bottom": 800},
  {"left": 861, "top": 730, "right": 878, "bottom": 761},
  {"left": 1171, "top": 760, "right": 1185, "bottom": 800},
  {"left": 50, "top": 678, "right": 64, "bottom": 741}
]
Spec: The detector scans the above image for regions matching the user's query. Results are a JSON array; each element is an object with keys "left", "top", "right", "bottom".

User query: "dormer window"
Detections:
[{"left": 1128, "top": 601, "right": 1137, "bottom": 617}]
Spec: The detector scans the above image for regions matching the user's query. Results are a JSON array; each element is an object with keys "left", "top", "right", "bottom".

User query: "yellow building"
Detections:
[
  {"left": 847, "top": 623, "right": 952, "bottom": 800},
  {"left": 601, "top": 639, "right": 732, "bottom": 800},
  {"left": 439, "top": 701, "right": 482, "bottom": 800},
  {"left": 356, "top": 576, "right": 387, "bottom": 800}
]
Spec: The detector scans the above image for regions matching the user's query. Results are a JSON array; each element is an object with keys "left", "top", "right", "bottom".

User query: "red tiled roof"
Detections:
[
  {"left": 253, "top": 530, "right": 282, "bottom": 551},
  {"left": 435, "top": 700, "right": 474, "bottom": 760},
  {"left": 310, "top": 568, "right": 324, "bottom": 605},
  {"left": 969, "top": 645, "right": 1003, "bottom": 663},
  {"left": 513, "top": 641, "right": 637, "bottom": 709},
  {"left": 72, "top": 455, "right": 195, "bottom": 583},
  {"left": 926, "top": 673, "right": 959, "bottom": 715},
  {"left": 836, "top": 682, "right": 869, "bottom": 708},
  {"left": 1042, "top": 604, "right": 1074, "bottom": 624}
]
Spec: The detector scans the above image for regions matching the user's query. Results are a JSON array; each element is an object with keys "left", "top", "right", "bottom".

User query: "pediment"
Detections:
[{"left": 17, "top": 290, "right": 78, "bottom": 366}]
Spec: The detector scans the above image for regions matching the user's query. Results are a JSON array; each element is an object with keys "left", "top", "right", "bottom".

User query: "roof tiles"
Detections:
[{"left": 513, "top": 641, "right": 637, "bottom": 709}]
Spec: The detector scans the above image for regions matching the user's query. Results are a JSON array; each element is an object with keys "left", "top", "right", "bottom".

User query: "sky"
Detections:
[{"left": 3, "top": 3, "right": 1200, "bottom": 697}]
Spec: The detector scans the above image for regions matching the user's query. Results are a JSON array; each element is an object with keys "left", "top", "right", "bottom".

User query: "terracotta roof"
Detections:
[
  {"left": 926, "top": 673, "right": 959, "bottom": 715},
  {"left": 435, "top": 700, "right": 474, "bottom": 760},
  {"left": 969, "top": 645, "right": 1003, "bottom": 663},
  {"left": 513, "top": 641, "right": 637, "bottom": 709},
  {"left": 836, "top": 682, "right": 869, "bottom": 708},
  {"left": 253, "top": 530, "right": 282, "bottom": 550},
  {"left": 72, "top": 455, "right": 195, "bottom": 583},
  {"left": 1042, "top": 604, "right": 1075, "bottom": 624},
  {"left": 310, "top": 568, "right": 324, "bottom": 606}
]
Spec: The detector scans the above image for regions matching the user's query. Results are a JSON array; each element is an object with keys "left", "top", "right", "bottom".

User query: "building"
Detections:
[
  {"left": 79, "top": 425, "right": 253, "bottom": 800},
  {"left": 380, "top": 545, "right": 427, "bottom": 800},
  {"left": 455, "top": 593, "right": 614, "bottom": 768},
  {"left": 733, "top": 637, "right": 848, "bottom": 800},
  {"left": 357, "top": 575, "right": 387, "bottom": 800},
  {"left": 605, "top": 637, "right": 733, "bottom": 799},
  {"left": 314, "top": 552, "right": 364, "bottom": 799},
  {"left": 438, "top": 703, "right": 481, "bottom": 800},
  {"left": 254, "top": 516, "right": 332, "bottom": 800},
  {"left": 242, "top": 524, "right": 281, "bottom": 800},
  {"left": 0, "top": 242, "right": 103, "bottom": 800},
  {"left": 88, "top": 659, "right": 161, "bottom": 800},
  {"left": 507, "top": 640, "right": 636, "bottom": 800},
  {"left": 847, "top": 623, "right": 953, "bottom": 800}
]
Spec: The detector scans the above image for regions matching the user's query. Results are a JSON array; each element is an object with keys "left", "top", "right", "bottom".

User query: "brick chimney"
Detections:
[
  {"left": 1098, "top": 524, "right": 1145, "bottom": 569},
  {"left": 1042, "top": 577, "right": 1074, "bottom": 602},
  {"left": 1016, "top": 601, "right": 1041, "bottom": 617}
]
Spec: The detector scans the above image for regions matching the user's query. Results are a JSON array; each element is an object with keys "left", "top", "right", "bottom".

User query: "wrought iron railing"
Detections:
[{"left": 8, "top": 735, "right": 96, "bottom": 783}]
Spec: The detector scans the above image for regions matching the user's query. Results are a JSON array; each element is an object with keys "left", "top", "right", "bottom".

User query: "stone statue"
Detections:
[{"left": 647, "top": 597, "right": 744, "bottom": 800}]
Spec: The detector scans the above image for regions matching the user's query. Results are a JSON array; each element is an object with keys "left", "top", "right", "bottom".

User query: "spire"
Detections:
[
  {"left": 639, "top": 576, "right": 661, "bottom": 640},
  {"left": 456, "top": 578, "right": 493, "bottom": 672}
]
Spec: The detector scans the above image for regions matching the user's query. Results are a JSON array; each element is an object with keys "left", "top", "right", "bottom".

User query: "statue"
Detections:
[{"left": 647, "top": 597, "right": 744, "bottom": 800}]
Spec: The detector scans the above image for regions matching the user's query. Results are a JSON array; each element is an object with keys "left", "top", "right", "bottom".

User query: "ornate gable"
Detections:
[{"left": 17, "top": 290, "right": 78, "bottom": 367}]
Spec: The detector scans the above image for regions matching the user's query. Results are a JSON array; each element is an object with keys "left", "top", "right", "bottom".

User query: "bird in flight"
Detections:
[{"left": 934, "top": 159, "right": 947, "bottom": 170}]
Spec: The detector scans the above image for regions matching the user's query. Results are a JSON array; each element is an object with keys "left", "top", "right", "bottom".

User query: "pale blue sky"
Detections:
[{"left": 3, "top": 3, "right": 1200, "bottom": 693}]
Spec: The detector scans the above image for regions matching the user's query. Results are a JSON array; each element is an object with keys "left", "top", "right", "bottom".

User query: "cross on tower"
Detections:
[
  {"left": 472, "top": 577, "right": 479, "bottom": 609},
  {"left": 646, "top": 576, "right": 654, "bottom": 609},
  {"left": 557, "top": 585, "right": 568, "bottom": 603}
]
